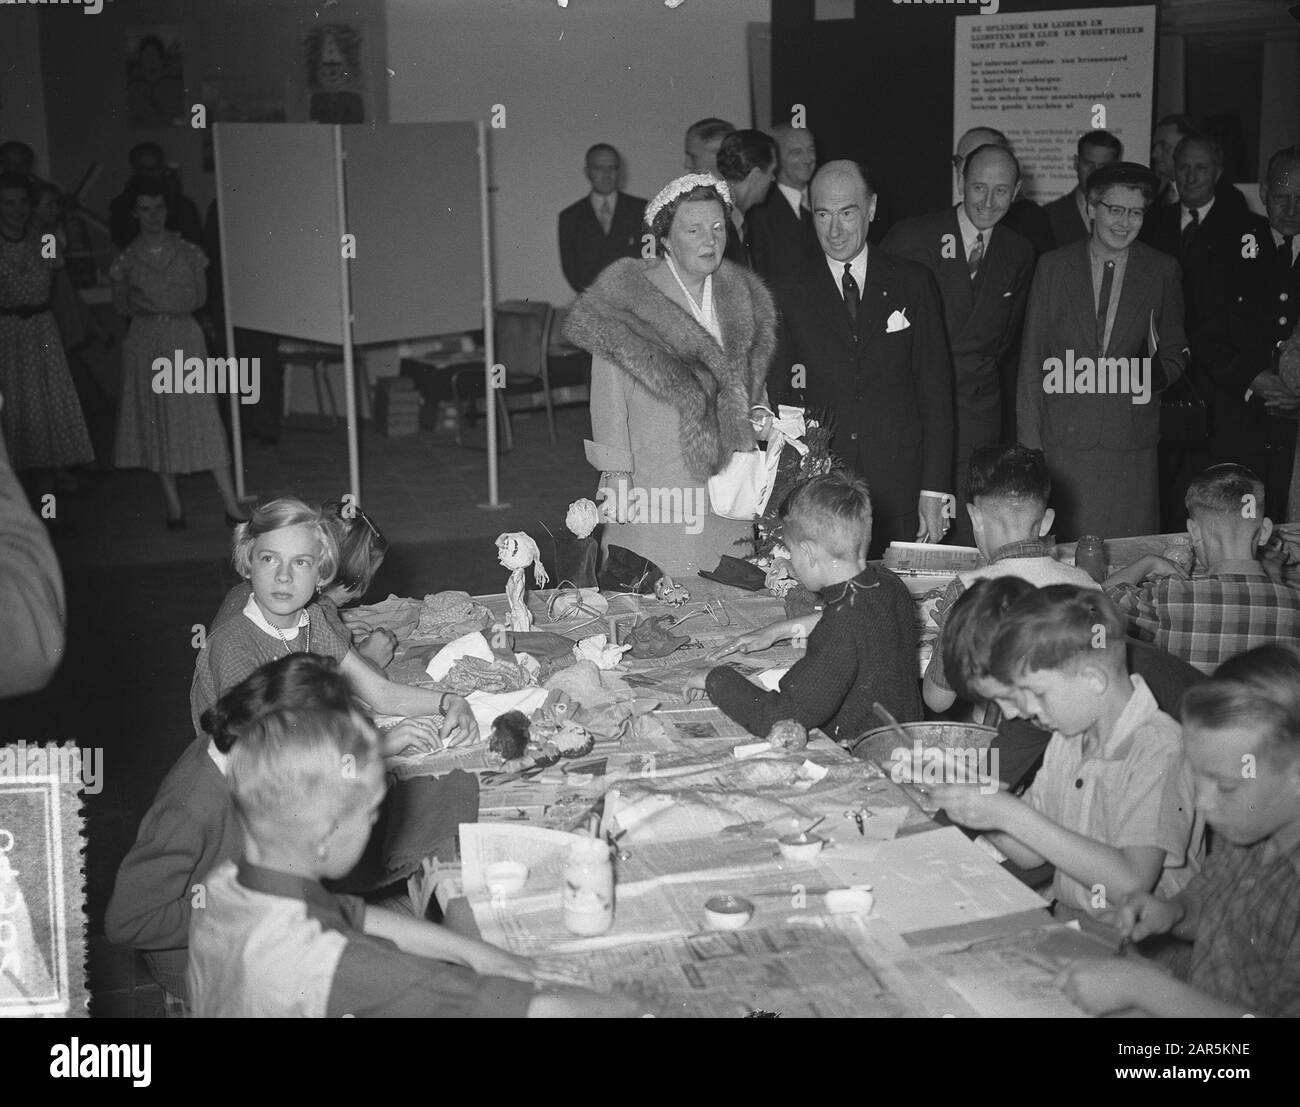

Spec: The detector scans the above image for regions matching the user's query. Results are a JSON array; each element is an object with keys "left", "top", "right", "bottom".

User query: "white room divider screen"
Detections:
[{"left": 212, "top": 121, "right": 497, "bottom": 505}]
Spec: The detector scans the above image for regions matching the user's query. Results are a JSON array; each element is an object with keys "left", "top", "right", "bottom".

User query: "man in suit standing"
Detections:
[
  {"left": 1018, "top": 163, "right": 1188, "bottom": 540},
  {"left": 1151, "top": 115, "right": 1194, "bottom": 209},
  {"left": 715, "top": 130, "right": 776, "bottom": 269},
  {"left": 771, "top": 161, "right": 955, "bottom": 559},
  {"left": 557, "top": 144, "right": 647, "bottom": 295},
  {"left": 953, "top": 127, "right": 1055, "bottom": 257},
  {"left": 1207, "top": 145, "right": 1300, "bottom": 516},
  {"left": 748, "top": 124, "right": 821, "bottom": 283},
  {"left": 683, "top": 118, "right": 735, "bottom": 175},
  {"left": 1142, "top": 134, "right": 1271, "bottom": 529},
  {"left": 1044, "top": 130, "right": 1123, "bottom": 249},
  {"left": 883, "top": 144, "right": 1035, "bottom": 545}
]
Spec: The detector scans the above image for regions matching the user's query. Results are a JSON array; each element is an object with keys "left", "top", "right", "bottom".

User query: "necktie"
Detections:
[
  {"left": 1282, "top": 234, "right": 1296, "bottom": 274},
  {"left": 1096, "top": 260, "right": 1115, "bottom": 353},
  {"left": 800, "top": 193, "right": 812, "bottom": 232},
  {"left": 1180, "top": 208, "right": 1199, "bottom": 256},
  {"left": 842, "top": 262, "right": 860, "bottom": 331},
  {"left": 597, "top": 196, "right": 612, "bottom": 234},
  {"left": 968, "top": 231, "right": 985, "bottom": 279}
]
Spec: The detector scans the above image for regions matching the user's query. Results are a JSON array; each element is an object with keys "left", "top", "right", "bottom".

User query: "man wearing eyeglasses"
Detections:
[{"left": 1018, "top": 163, "right": 1188, "bottom": 540}]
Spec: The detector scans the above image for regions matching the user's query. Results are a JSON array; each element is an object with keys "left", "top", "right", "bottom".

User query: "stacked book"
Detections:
[{"left": 373, "top": 377, "right": 422, "bottom": 436}]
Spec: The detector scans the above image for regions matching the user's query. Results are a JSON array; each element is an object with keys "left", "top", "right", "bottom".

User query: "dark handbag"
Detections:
[{"left": 1159, "top": 371, "right": 1209, "bottom": 442}]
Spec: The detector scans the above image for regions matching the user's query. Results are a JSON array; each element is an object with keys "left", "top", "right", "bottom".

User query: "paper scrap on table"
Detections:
[
  {"left": 753, "top": 666, "right": 789, "bottom": 691},
  {"left": 426, "top": 630, "right": 493, "bottom": 681}
]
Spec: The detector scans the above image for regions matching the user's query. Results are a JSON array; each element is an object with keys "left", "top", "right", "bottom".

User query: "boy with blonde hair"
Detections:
[
  {"left": 691, "top": 472, "right": 920, "bottom": 741},
  {"left": 189, "top": 702, "right": 635, "bottom": 1017}
]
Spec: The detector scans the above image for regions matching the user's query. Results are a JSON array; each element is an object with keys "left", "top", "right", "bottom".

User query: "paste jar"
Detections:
[{"left": 562, "top": 836, "right": 614, "bottom": 936}]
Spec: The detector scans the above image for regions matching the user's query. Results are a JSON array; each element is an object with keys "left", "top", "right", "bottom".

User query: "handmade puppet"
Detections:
[{"left": 496, "top": 532, "right": 549, "bottom": 632}]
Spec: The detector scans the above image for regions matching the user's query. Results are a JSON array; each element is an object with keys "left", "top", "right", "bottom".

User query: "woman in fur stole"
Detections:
[{"left": 564, "top": 175, "right": 777, "bottom": 576}]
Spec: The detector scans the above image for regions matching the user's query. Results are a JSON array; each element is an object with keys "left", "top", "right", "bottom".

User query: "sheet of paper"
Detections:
[
  {"left": 535, "top": 915, "right": 980, "bottom": 1018},
  {"left": 926, "top": 926, "right": 1102, "bottom": 1018},
  {"left": 820, "top": 825, "right": 1048, "bottom": 937},
  {"left": 883, "top": 542, "right": 981, "bottom": 573}
]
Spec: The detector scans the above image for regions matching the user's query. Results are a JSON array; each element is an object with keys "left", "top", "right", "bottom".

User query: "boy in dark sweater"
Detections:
[{"left": 686, "top": 472, "right": 921, "bottom": 743}]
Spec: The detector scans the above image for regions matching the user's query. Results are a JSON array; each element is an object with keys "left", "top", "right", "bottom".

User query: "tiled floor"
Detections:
[{"left": 5, "top": 404, "right": 595, "bottom": 1017}]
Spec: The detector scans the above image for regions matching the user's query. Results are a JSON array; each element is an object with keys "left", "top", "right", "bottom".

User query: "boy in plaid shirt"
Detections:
[
  {"left": 1106, "top": 464, "right": 1300, "bottom": 673},
  {"left": 1058, "top": 645, "right": 1300, "bottom": 1017}
]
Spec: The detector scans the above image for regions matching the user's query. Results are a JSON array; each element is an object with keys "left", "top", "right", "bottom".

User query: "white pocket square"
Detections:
[
  {"left": 1002, "top": 291, "right": 1013, "bottom": 298},
  {"left": 886, "top": 308, "right": 910, "bottom": 333}
]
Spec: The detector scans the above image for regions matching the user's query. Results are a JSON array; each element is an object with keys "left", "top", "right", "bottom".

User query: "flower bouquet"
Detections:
[{"left": 744, "top": 406, "right": 840, "bottom": 566}]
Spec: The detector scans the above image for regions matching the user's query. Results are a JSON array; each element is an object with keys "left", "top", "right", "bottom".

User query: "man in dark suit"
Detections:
[
  {"left": 883, "top": 144, "right": 1035, "bottom": 545},
  {"left": 1018, "top": 163, "right": 1189, "bottom": 540},
  {"left": 748, "top": 123, "right": 821, "bottom": 283},
  {"left": 954, "top": 128, "right": 1054, "bottom": 257},
  {"left": 1150, "top": 115, "right": 1194, "bottom": 209},
  {"left": 1204, "top": 145, "right": 1300, "bottom": 515},
  {"left": 1142, "top": 134, "right": 1271, "bottom": 529},
  {"left": 771, "top": 161, "right": 955, "bottom": 559},
  {"left": 557, "top": 144, "right": 647, "bottom": 295},
  {"left": 1044, "top": 130, "right": 1122, "bottom": 249},
  {"left": 683, "top": 118, "right": 734, "bottom": 175},
  {"left": 109, "top": 142, "right": 203, "bottom": 249},
  {"left": 716, "top": 130, "right": 776, "bottom": 270}
]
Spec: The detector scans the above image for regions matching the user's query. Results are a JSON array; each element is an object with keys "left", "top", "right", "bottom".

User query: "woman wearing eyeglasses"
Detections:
[{"left": 1017, "top": 162, "right": 1189, "bottom": 540}]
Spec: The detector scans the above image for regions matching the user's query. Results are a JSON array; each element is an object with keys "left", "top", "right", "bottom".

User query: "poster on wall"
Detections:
[
  {"left": 952, "top": 5, "right": 1157, "bottom": 204},
  {"left": 126, "top": 27, "right": 187, "bottom": 128},
  {"left": 305, "top": 23, "right": 367, "bottom": 124}
]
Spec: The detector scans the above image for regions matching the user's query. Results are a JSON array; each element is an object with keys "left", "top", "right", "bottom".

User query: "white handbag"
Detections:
[
  {"left": 707, "top": 406, "right": 808, "bottom": 520},
  {"left": 707, "top": 446, "right": 778, "bottom": 520}
]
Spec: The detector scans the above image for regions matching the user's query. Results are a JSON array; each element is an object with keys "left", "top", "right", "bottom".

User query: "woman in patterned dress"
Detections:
[
  {"left": 0, "top": 173, "right": 94, "bottom": 498},
  {"left": 111, "top": 176, "right": 246, "bottom": 529}
]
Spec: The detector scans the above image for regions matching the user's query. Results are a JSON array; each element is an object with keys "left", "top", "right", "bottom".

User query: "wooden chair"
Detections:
[{"left": 451, "top": 300, "right": 558, "bottom": 449}]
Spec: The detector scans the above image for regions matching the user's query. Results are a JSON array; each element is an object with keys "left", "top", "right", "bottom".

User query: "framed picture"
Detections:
[
  {"left": 126, "top": 26, "right": 187, "bottom": 128},
  {"left": 305, "top": 22, "right": 366, "bottom": 125}
]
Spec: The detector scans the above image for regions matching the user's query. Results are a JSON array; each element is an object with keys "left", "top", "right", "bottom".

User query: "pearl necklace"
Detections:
[{"left": 270, "top": 618, "right": 310, "bottom": 656}]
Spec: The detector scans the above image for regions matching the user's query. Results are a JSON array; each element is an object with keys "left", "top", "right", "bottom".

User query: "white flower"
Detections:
[{"left": 566, "top": 498, "right": 601, "bottom": 539}]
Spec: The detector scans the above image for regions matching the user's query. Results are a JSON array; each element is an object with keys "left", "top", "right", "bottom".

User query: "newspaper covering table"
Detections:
[{"left": 362, "top": 556, "right": 1159, "bottom": 1016}]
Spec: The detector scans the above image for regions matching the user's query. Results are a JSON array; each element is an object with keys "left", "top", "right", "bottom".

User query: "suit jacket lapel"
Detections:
[
  {"left": 859, "top": 249, "right": 892, "bottom": 349},
  {"left": 813, "top": 257, "right": 858, "bottom": 350},
  {"left": 971, "top": 221, "right": 1013, "bottom": 315},
  {"left": 941, "top": 207, "right": 975, "bottom": 328},
  {"left": 1067, "top": 242, "right": 1097, "bottom": 354},
  {"left": 1111, "top": 245, "right": 1151, "bottom": 356}
]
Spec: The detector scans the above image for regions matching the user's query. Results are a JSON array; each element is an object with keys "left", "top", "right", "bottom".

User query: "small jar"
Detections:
[
  {"left": 562, "top": 837, "right": 614, "bottom": 936},
  {"left": 1075, "top": 535, "right": 1107, "bottom": 583},
  {"left": 1162, "top": 535, "right": 1195, "bottom": 574}
]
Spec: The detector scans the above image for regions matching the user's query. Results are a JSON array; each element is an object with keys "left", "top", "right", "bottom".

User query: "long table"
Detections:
[{"left": 355, "top": 571, "right": 1128, "bottom": 1017}]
